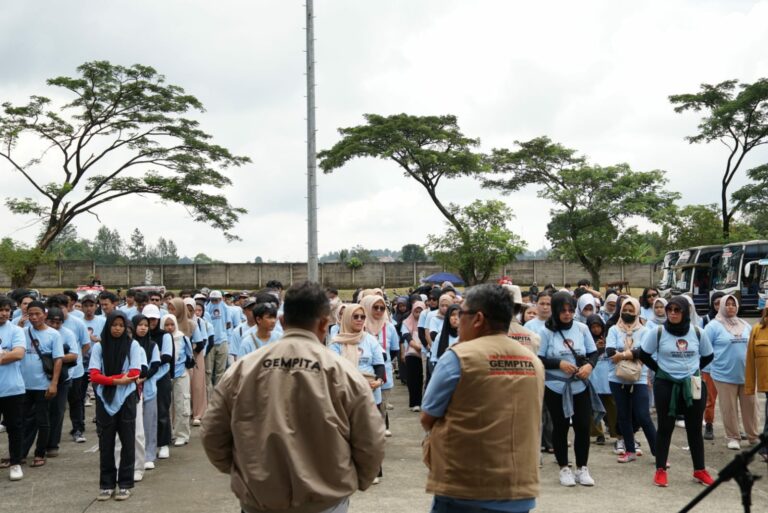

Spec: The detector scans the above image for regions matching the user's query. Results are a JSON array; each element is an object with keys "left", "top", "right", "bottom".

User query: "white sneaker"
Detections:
[
  {"left": 384, "top": 430, "right": 392, "bottom": 437},
  {"left": 144, "top": 461, "right": 155, "bottom": 470},
  {"left": 134, "top": 471, "right": 143, "bottom": 482},
  {"left": 410, "top": 406, "right": 421, "bottom": 412},
  {"left": 613, "top": 440, "right": 625, "bottom": 455},
  {"left": 9, "top": 464, "right": 23, "bottom": 481},
  {"left": 158, "top": 446, "right": 170, "bottom": 459},
  {"left": 635, "top": 441, "right": 643, "bottom": 456},
  {"left": 675, "top": 419, "right": 686, "bottom": 428},
  {"left": 192, "top": 419, "right": 202, "bottom": 427},
  {"left": 575, "top": 466, "right": 595, "bottom": 486},
  {"left": 386, "top": 403, "right": 394, "bottom": 411},
  {"left": 727, "top": 439, "right": 741, "bottom": 450},
  {"left": 0, "top": 425, "right": 6, "bottom": 433},
  {"left": 372, "top": 477, "right": 381, "bottom": 485},
  {"left": 559, "top": 467, "right": 576, "bottom": 487},
  {"left": 173, "top": 438, "right": 188, "bottom": 447},
  {"left": 84, "top": 397, "right": 92, "bottom": 407}
]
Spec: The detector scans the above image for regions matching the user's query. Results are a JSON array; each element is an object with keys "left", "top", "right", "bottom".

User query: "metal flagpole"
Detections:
[{"left": 305, "top": 0, "right": 319, "bottom": 282}]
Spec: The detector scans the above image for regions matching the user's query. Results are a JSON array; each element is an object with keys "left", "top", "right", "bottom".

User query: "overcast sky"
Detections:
[{"left": 1, "top": 0, "right": 768, "bottom": 262}]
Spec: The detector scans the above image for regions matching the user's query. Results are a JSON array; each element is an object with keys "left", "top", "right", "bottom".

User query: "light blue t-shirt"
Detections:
[
  {"left": 64, "top": 315, "right": 90, "bottom": 361},
  {"left": 82, "top": 315, "right": 107, "bottom": 349},
  {"left": 89, "top": 340, "right": 143, "bottom": 416},
  {"left": 0, "top": 322, "right": 27, "bottom": 398},
  {"left": 704, "top": 320, "right": 750, "bottom": 384},
  {"left": 156, "top": 333, "right": 174, "bottom": 381},
  {"left": 328, "top": 333, "right": 384, "bottom": 404},
  {"left": 22, "top": 326, "right": 64, "bottom": 391},
  {"left": 70, "top": 309, "right": 85, "bottom": 319},
  {"left": 525, "top": 318, "right": 547, "bottom": 336},
  {"left": 228, "top": 321, "right": 250, "bottom": 357},
  {"left": 418, "top": 309, "right": 434, "bottom": 329},
  {"left": 641, "top": 325, "right": 713, "bottom": 380},
  {"left": 172, "top": 334, "right": 194, "bottom": 378},
  {"left": 143, "top": 344, "right": 161, "bottom": 402},
  {"left": 206, "top": 302, "right": 229, "bottom": 344},
  {"left": 537, "top": 322, "right": 596, "bottom": 395},
  {"left": 423, "top": 351, "right": 535, "bottom": 513},
  {"left": 119, "top": 305, "right": 138, "bottom": 320},
  {"left": 59, "top": 326, "right": 83, "bottom": 380},
  {"left": 605, "top": 325, "right": 649, "bottom": 385},
  {"left": 238, "top": 328, "right": 281, "bottom": 357},
  {"left": 640, "top": 306, "right": 654, "bottom": 322},
  {"left": 373, "top": 322, "right": 398, "bottom": 391}
]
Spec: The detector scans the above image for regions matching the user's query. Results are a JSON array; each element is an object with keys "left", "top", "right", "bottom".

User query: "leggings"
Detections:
[
  {"left": 156, "top": 374, "right": 173, "bottom": 447},
  {"left": 654, "top": 377, "right": 707, "bottom": 471},
  {"left": 544, "top": 387, "right": 592, "bottom": 468},
  {"left": 405, "top": 355, "right": 423, "bottom": 407},
  {"left": 610, "top": 382, "right": 657, "bottom": 455}
]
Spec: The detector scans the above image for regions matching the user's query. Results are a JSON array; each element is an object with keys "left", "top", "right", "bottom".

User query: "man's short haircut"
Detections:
[
  {"left": 27, "top": 300, "right": 46, "bottom": 312},
  {"left": 46, "top": 295, "right": 66, "bottom": 309},
  {"left": 46, "top": 307, "right": 64, "bottom": 321},
  {"left": 62, "top": 290, "right": 79, "bottom": 304},
  {"left": 164, "top": 291, "right": 176, "bottom": 299},
  {"left": 464, "top": 284, "right": 513, "bottom": 332},
  {"left": 0, "top": 297, "right": 14, "bottom": 309},
  {"left": 134, "top": 291, "right": 149, "bottom": 304},
  {"left": 326, "top": 287, "right": 338, "bottom": 295},
  {"left": 149, "top": 291, "right": 163, "bottom": 299},
  {"left": 254, "top": 291, "right": 280, "bottom": 307},
  {"left": 266, "top": 280, "right": 283, "bottom": 290},
  {"left": 99, "top": 291, "right": 119, "bottom": 303},
  {"left": 429, "top": 288, "right": 443, "bottom": 301},
  {"left": 573, "top": 287, "right": 588, "bottom": 299},
  {"left": 126, "top": 288, "right": 136, "bottom": 298},
  {"left": 577, "top": 279, "right": 591, "bottom": 287},
  {"left": 253, "top": 303, "right": 278, "bottom": 320},
  {"left": 282, "top": 282, "right": 330, "bottom": 330}
]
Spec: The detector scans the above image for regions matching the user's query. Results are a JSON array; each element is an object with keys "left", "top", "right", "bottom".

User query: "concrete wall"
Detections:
[{"left": 3, "top": 260, "right": 662, "bottom": 290}]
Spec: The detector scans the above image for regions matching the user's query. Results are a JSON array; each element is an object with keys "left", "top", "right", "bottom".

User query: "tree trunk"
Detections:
[
  {"left": 722, "top": 187, "right": 730, "bottom": 241},
  {"left": 12, "top": 265, "right": 39, "bottom": 289}
]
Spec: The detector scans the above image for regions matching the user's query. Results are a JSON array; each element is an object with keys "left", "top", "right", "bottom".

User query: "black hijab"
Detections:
[
  {"left": 585, "top": 314, "right": 605, "bottom": 342},
  {"left": 436, "top": 304, "right": 460, "bottom": 359},
  {"left": 100, "top": 312, "right": 132, "bottom": 402},
  {"left": 707, "top": 291, "right": 726, "bottom": 321},
  {"left": 545, "top": 292, "right": 576, "bottom": 332},
  {"left": 148, "top": 315, "right": 174, "bottom": 371},
  {"left": 664, "top": 296, "right": 691, "bottom": 337},
  {"left": 132, "top": 314, "right": 155, "bottom": 364}
]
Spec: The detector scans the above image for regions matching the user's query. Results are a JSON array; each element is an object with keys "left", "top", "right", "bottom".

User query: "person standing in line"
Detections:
[
  {"left": 133, "top": 315, "right": 160, "bottom": 472},
  {"left": 144, "top": 305, "right": 173, "bottom": 460},
  {"left": 162, "top": 314, "right": 194, "bottom": 448},
  {"left": 586, "top": 314, "right": 619, "bottom": 447},
  {"left": 56, "top": 295, "right": 91, "bottom": 445},
  {"left": 361, "top": 295, "right": 398, "bottom": 437},
  {"left": 421, "top": 284, "right": 544, "bottom": 513},
  {"left": 701, "top": 292, "right": 724, "bottom": 441},
  {"left": 204, "top": 291, "right": 229, "bottom": 399},
  {"left": 0, "top": 297, "right": 28, "bottom": 481},
  {"left": 639, "top": 288, "right": 660, "bottom": 321},
  {"left": 504, "top": 285, "right": 541, "bottom": 355},
  {"left": 20, "top": 301, "right": 64, "bottom": 468},
  {"left": 639, "top": 296, "right": 715, "bottom": 488},
  {"left": 81, "top": 295, "right": 105, "bottom": 410},
  {"left": 400, "top": 301, "right": 426, "bottom": 412},
  {"left": 202, "top": 282, "right": 385, "bottom": 513},
  {"left": 90, "top": 312, "right": 142, "bottom": 501},
  {"left": 745, "top": 305, "right": 768, "bottom": 461},
  {"left": 185, "top": 298, "right": 208, "bottom": 426},
  {"left": 237, "top": 303, "right": 280, "bottom": 357},
  {"left": 703, "top": 294, "right": 760, "bottom": 449}
]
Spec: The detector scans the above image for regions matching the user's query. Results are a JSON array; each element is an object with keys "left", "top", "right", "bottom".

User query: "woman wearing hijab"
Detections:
[
  {"left": 645, "top": 298, "right": 668, "bottom": 332},
  {"left": 640, "top": 296, "right": 715, "bottom": 487},
  {"left": 537, "top": 292, "right": 601, "bottom": 488},
  {"left": 600, "top": 294, "right": 618, "bottom": 323},
  {"left": 361, "top": 295, "right": 398, "bottom": 436},
  {"left": 133, "top": 315, "right": 161, "bottom": 472},
  {"left": 144, "top": 304, "right": 173, "bottom": 460},
  {"left": 328, "top": 305, "right": 386, "bottom": 484},
  {"left": 746, "top": 305, "right": 768, "bottom": 462},
  {"left": 162, "top": 314, "right": 194, "bottom": 448},
  {"left": 576, "top": 295, "right": 598, "bottom": 324},
  {"left": 400, "top": 301, "right": 426, "bottom": 411},
  {"left": 703, "top": 295, "right": 760, "bottom": 450},
  {"left": 585, "top": 315, "right": 618, "bottom": 446},
  {"left": 184, "top": 298, "right": 207, "bottom": 427},
  {"left": 435, "top": 305, "right": 460, "bottom": 361},
  {"left": 89, "top": 312, "right": 143, "bottom": 501},
  {"left": 605, "top": 297, "right": 656, "bottom": 464},
  {"left": 427, "top": 294, "right": 454, "bottom": 377},
  {"left": 701, "top": 292, "right": 724, "bottom": 440}
]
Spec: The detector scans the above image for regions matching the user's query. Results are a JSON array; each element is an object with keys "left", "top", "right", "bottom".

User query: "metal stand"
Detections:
[{"left": 679, "top": 433, "right": 767, "bottom": 513}]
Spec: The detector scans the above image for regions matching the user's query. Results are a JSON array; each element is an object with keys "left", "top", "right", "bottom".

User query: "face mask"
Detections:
[{"left": 621, "top": 313, "right": 636, "bottom": 324}]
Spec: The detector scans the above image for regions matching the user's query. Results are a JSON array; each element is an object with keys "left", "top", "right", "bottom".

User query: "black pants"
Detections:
[
  {"left": 544, "top": 387, "right": 592, "bottom": 468},
  {"left": 68, "top": 376, "right": 85, "bottom": 434},
  {"left": 47, "top": 380, "right": 71, "bottom": 450},
  {"left": 0, "top": 393, "right": 25, "bottom": 465},
  {"left": 22, "top": 389, "right": 51, "bottom": 459},
  {"left": 96, "top": 392, "right": 137, "bottom": 490},
  {"left": 654, "top": 377, "right": 707, "bottom": 471},
  {"left": 541, "top": 406, "right": 554, "bottom": 450},
  {"left": 156, "top": 374, "right": 173, "bottom": 447},
  {"left": 405, "top": 355, "right": 423, "bottom": 407}
]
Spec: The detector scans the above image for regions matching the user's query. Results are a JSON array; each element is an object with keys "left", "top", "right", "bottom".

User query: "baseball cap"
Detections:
[
  {"left": 504, "top": 284, "right": 523, "bottom": 305},
  {"left": 81, "top": 294, "right": 97, "bottom": 304},
  {"left": 239, "top": 291, "right": 250, "bottom": 298},
  {"left": 209, "top": 290, "right": 223, "bottom": 299},
  {"left": 193, "top": 293, "right": 206, "bottom": 301},
  {"left": 142, "top": 305, "right": 162, "bottom": 319},
  {"left": 242, "top": 297, "right": 257, "bottom": 309}
]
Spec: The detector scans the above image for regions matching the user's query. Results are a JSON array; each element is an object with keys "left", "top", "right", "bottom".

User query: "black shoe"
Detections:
[
  {"left": 596, "top": 435, "right": 606, "bottom": 445},
  {"left": 703, "top": 423, "right": 714, "bottom": 440}
]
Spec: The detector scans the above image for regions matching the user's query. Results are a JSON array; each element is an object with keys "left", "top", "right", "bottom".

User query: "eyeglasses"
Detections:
[
  {"left": 647, "top": 293, "right": 658, "bottom": 298},
  {"left": 372, "top": 305, "right": 386, "bottom": 312},
  {"left": 458, "top": 309, "right": 477, "bottom": 317},
  {"left": 667, "top": 307, "right": 683, "bottom": 313},
  {"left": 352, "top": 314, "right": 367, "bottom": 320},
  {"left": 150, "top": 298, "right": 161, "bottom": 303}
]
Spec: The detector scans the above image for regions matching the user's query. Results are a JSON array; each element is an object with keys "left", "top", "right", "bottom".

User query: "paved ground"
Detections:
[{"left": 1, "top": 382, "right": 766, "bottom": 513}]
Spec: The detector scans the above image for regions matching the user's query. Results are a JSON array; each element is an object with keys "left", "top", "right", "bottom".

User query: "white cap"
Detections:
[
  {"left": 209, "top": 290, "right": 223, "bottom": 299},
  {"left": 142, "top": 305, "right": 161, "bottom": 319},
  {"left": 503, "top": 284, "right": 523, "bottom": 305},
  {"left": 193, "top": 293, "right": 206, "bottom": 301}
]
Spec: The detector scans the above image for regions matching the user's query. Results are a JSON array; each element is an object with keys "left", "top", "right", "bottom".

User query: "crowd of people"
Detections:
[{"left": 1, "top": 277, "right": 767, "bottom": 512}]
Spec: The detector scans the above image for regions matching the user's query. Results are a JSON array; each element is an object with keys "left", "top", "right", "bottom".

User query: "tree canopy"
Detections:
[{"left": 0, "top": 61, "right": 249, "bottom": 285}]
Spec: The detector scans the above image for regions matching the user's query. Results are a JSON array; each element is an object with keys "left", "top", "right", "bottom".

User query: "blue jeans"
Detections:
[
  {"left": 610, "top": 382, "right": 657, "bottom": 455},
  {"left": 431, "top": 497, "right": 530, "bottom": 513}
]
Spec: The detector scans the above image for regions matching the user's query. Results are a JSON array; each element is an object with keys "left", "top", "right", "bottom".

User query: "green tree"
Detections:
[
  {"left": 669, "top": 79, "right": 768, "bottom": 239},
  {"left": 663, "top": 203, "right": 757, "bottom": 249},
  {"left": 401, "top": 243, "right": 427, "bottom": 262},
  {"left": 91, "top": 226, "right": 124, "bottom": 264},
  {"left": 349, "top": 245, "right": 374, "bottom": 264},
  {"left": 485, "top": 137, "right": 679, "bottom": 286},
  {"left": 0, "top": 61, "right": 250, "bottom": 286},
  {"left": 427, "top": 200, "right": 525, "bottom": 285},
  {"left": 129, "top": 228, "right": 148, "bottom": 263},
  {"left": 194, "top": 252, "right": 213, "bottom": 264},
  {"left": 318, "top": 114, "right": 486, "bottom": 234},
  {"left": 46, "top": 225, "right": 92, "bottom": 260},
  {"left": 0, "top": 238, "right": 51, "bottom": 288}
]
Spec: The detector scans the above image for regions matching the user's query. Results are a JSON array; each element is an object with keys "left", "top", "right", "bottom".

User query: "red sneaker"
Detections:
[
  {"left": 693, "top": 469, "right": 714, "bottom": 486},
  {"left": 654, "top": 468, "right": 668, "bottom": 487}
]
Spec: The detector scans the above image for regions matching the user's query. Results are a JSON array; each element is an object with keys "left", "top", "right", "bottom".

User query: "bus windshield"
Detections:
[
  {"left": 675, "top": 267, "right": 693, "bottom": 292},
  {"left": 714, "top": 247, "right": 742, "bottom": 290}
]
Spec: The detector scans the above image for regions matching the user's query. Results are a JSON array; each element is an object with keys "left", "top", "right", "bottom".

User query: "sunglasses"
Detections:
[
  {"left": 352, "top": 314, "right": 367, "bottom": 320},
  {"left": 561, "top": 307, "right": 575, "bottom": 314},
  {"left": 647, "top": 293, "right": 658, "bottom": 298},
  {"left": 372, "top": 305, "right": 386, "bottom": 312},
  {"left": 667, "top": 307, "right": 683, "bottom": 313}
]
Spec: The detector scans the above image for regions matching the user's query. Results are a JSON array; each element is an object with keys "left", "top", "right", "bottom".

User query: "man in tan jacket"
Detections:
[
  {"left": 421, "top": 284, "right": 544, "bottom": 513},
  {"left": 202, "top": 282, "right": 385, "bottom": 513}
]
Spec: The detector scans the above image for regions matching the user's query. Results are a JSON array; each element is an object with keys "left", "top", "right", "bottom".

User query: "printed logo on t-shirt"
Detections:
[
  {"left": 670, "top": 339, "right": 695, "bottom": 358},
  {"left": 676, "top": 339, "right": 688, "bottom": 352},
  {"left": 212, "top": 309, "right": 221, "bottom": 319},
  {"left": 564, "top": 338, "right": 574, "bottom": 350}
]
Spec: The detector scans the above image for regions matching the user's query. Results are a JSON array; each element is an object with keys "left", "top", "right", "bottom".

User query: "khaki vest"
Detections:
[
  {"left": 424, "top": 334, "right": 544, "bottom": 500},
  {"left": 508, "top": 320, "right": 541, "bottom": 355}
]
